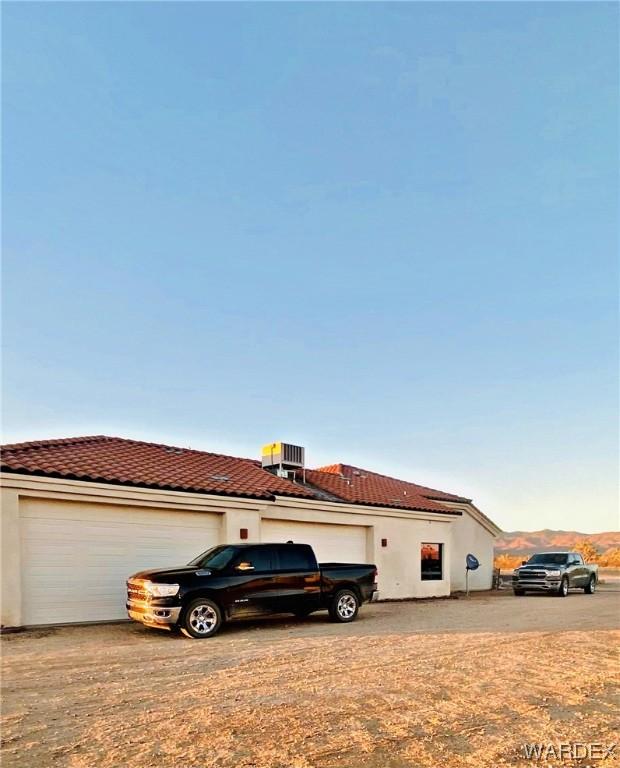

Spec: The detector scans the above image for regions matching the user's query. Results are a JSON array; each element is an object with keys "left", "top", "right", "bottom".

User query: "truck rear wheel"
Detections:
[
  {"left": 180, "top": 598, "right": 223, "bottom": 639},
  {"left": 329, "top": 589, "right": 359, "bottom": 623},
  {"left": 584, "top": 575, "right": 596, "bottom": 594}
]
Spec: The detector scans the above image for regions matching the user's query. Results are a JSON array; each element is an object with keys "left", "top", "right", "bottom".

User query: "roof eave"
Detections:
[
  {"left": 0, "top": 466, "right": 313, "bottom": 503},
  {"left": 275, "top": 493, "right": 462, "bottom": 516}
]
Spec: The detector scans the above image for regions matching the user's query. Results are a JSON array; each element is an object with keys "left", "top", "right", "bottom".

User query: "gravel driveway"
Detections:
[{"left": 2, "top": 587, "right": 619, "bottom": 768}]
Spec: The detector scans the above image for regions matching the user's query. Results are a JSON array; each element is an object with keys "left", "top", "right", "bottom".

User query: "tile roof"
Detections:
[
  {"left": 1, "top": 437, "right": 468, "bottom": 514},
  {"left": 0, "top": 436, "right": 315, "bottom": 502},
  {"left": 306, "top": 463, "right": 469, "bottom": 514}
]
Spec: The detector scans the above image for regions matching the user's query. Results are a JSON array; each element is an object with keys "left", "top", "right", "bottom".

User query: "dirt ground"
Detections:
[{"left": 2, "top": 587, "right": 619, "bottom": 768}]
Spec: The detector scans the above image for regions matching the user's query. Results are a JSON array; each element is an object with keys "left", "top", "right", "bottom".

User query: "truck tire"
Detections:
[
  {"left": 584, "top": 575, "right": 596, "bottom": 594},
  {"left": 557, "top": 577, "right": 569, "bottom": 597},
  {"left": 513, "top": 589, "right": 525, "bottom": 596},
  {"left": 180, "top": 597, "right": 223, "bottom": 639},
  {"left": 329, "top": 589, "right": 360, "bottom": 623}
]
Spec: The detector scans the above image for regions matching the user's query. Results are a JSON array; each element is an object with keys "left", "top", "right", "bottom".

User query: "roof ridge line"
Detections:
[
  {"left": 0, "top": 434, "right": 259, "bottom": 464},
  {"left": 311, "top": 462, "right": 469, "bottom": 501},
  {"left": 1, "top": 435, "right": 110, "bottom": 451}
]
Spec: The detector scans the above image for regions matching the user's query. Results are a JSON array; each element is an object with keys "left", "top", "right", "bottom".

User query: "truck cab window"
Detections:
[
  {"left": 188, "top": 545, "right": 236, "bottom": 570},
  {"left": 527, "top": 553, "right": 568, "bottom": 566},
  {"left": 232, "top": 547, "right": 273, "bottom": 573},
  {"left": 275, "top": 545, "right": 315, "bottom": 571}
]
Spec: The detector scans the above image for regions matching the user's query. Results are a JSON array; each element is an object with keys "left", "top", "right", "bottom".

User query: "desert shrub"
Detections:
[
  {"left": 573, "top": 539, "right": 600, "bottom": 563},
  {"left": 599, "top": 548, "right": 620, "bottom": 567}
]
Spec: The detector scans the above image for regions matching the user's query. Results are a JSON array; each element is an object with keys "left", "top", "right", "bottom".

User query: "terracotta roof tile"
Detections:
[
  {"left": 305, "top": 463, "right": 469, "bottom": 513},
  {"left": 0, "top": 436, "right": 315, "bottom": 501},
  {"left": 1, "top": 437, "right": 467, "bottom": 514}
]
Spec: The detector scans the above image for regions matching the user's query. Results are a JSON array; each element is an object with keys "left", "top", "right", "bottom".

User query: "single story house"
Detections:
[{"left": 0, "top": 435, "right": 501, "bottom": 628}]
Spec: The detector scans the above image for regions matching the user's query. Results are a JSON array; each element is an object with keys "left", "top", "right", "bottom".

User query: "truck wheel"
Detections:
[
  {"left": 557, "top": 577, "right": 569, "bottom": 597},
  {"left": 513, "top": 589, "right": 525, "bottom": 596},
  {"left": 180, "top": 598, "right": 223, "bottom": 639},
  {"left": 329, "top": 589, "right": 359, "bottom": 623},
  {"left": 584, "top": 575, "right": 596, "bottom": 594}
]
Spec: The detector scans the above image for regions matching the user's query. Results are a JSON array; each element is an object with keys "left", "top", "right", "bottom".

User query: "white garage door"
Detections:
[
  {"left": 20, "top": 499, "right": 221, "bottom": 625},
  {"left": 261, "top": 519, "right": 367, "bottom": 563}
]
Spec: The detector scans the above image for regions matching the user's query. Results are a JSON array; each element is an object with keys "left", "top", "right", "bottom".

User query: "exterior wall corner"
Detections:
[{"left": 1, "top": 488, "right": 22, "bottom": 628}]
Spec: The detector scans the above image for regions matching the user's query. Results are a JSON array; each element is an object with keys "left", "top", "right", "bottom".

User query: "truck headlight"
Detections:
[
  {"left": 545, "top": 570, "right": 561, "bottom": 578},
  {"left": 144, "top": 582, "right": 179, "bottom": 597}
]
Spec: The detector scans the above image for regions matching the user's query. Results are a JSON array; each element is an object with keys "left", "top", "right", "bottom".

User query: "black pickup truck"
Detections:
[{"left": 127, "top": 542, "right": 378, "bottom": 638}]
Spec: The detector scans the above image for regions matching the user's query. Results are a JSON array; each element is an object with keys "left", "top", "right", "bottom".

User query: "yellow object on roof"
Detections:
[{"left": 261, "top": 442, "right": 282, "bottom": 457}]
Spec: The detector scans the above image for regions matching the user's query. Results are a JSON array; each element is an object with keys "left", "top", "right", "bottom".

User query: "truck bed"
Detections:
[{"left": 319, "top": 562, "right": 377, "bottom": 604}]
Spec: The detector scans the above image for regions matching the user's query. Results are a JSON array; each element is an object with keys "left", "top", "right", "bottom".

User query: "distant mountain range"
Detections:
[{"left": 495, "top": 529, "right": 620, "bottom": 556}]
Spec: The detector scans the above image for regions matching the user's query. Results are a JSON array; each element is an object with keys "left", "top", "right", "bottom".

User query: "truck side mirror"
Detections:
[
  {"left": 235, "top": 561, "right": 255, "bottom": 571},
  {"left": 521, "top": 561, "right": 527, "bottom": 566}
]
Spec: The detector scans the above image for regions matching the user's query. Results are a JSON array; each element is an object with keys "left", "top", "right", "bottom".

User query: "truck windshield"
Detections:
[
  {"left": 526, "top": 553, "right": 569, "bottom": 565},
  {"left": 188, "top": 545, "right": 237, "bottom": 570}
]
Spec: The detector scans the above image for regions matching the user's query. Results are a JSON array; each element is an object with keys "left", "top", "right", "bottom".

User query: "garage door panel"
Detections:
[
  {"left": 20, "top": 499, "right": 221, "bottom": 625},
  {"left": 20, "top": 501, "right": 220, "bottom": 530},
  {"left": 261, "top": 519, "right": 367, "bottom": 563},
  {"left": 21, "top": 502, "right": 220, "bottom": 527}
]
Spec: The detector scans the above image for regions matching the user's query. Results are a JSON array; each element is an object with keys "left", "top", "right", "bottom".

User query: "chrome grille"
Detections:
[
  {"left": 517, "top": 570, "right": 547, "bottom": 581},
  {"left": 127, "top": 579, "right": 148, "bottom": 601}
]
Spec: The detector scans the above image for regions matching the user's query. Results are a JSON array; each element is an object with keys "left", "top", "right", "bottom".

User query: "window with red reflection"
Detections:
[{"left": 421, "top": 543, "right": 443, "bottom": 581}]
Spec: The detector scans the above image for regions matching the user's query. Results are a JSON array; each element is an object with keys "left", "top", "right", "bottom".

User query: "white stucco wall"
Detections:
[
  {"left": 371, "top": 515, "right": 453, "bottom": 599},
  {"left": 0, "top": 474, "right": 265, "bottom": 628},
  {"left": 448, "top": 506, "right": 497, "bottom": 591},
  {"left": 1, "top": 488, "right": 22, "bottom": 628},
  {"left": 1, "top": 473, "right": 499, "bottom": 626},
  {"left": 264, "top": 500, "right": 453, "bottom": 599}
]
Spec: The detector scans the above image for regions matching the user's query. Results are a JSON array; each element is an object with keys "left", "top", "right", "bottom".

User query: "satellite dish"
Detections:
[{"left": 466, "top": 553, "right": 479, "bottom": 571}]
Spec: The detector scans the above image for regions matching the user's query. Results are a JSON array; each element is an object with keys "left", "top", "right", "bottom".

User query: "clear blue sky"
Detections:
[{"left": 2, "top": 2, "right": 618, "bottom": 533}]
